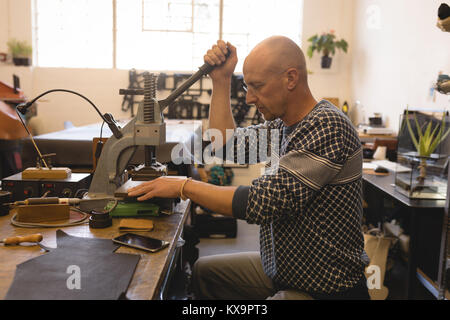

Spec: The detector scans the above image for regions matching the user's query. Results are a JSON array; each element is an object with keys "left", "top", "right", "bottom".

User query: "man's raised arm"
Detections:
[{"left": 204, "top": 40, "right": 238, "bottom": 146}]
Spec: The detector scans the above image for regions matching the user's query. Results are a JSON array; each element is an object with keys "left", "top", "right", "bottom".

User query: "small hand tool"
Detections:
[
  {"left": 0, "top": 233, "right": 43, "bottom": 245},
  {"left": 6, "top": 197, "right": 81, "bottom": 206}
]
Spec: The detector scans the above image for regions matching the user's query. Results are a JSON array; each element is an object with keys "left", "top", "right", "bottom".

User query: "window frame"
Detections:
[{"left": 33, "top": 0, "right": 302, "bottom": 71}]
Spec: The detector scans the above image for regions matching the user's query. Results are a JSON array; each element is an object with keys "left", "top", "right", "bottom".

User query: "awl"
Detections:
[{"left": 0, "top": 233, "right": 43, "bottom": 245}]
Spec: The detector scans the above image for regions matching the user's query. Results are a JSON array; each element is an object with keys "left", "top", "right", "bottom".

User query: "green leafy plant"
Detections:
[
  {"left": 7, "top": 39, "right": 32, "bottom": 58},
  {"left": 307, "top": 30, "right": 348, "bottom": 58},
  {"left": 404, "top": 109, "right": 450, "bottom": 181}
]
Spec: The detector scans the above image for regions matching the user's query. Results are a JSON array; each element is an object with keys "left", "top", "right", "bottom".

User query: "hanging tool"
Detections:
[{"left": 1, "top": 233, "right": 43, "bottom": 245}]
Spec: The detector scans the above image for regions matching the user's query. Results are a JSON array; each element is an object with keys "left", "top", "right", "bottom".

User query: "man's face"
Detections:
[{"left": 243, "top": 65, "right": 288, "bottom": 122}]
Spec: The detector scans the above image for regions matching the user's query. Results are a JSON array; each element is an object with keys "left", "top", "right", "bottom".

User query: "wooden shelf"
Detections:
[{"left": 359, "top": 133, "right": 397, "bottom": 139}]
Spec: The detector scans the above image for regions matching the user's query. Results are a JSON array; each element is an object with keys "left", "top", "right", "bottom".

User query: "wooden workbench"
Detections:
[{"left": 0, "top": 199, "right": 190, "bottom": 300}]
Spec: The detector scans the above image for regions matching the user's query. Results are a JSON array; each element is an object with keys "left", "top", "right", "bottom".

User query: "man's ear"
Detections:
[{"left": 286, "top": 68, "right": 299, "bottom": 90}]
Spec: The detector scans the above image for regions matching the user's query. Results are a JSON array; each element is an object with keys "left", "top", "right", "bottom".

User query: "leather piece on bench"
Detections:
[{"left": 5, "top": 230, "right": 140, "bottom": 300}]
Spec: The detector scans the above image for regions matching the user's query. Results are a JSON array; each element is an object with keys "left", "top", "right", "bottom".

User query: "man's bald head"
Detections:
[{"left": 244, "top": 36, "right": 308, "bottom": 82}]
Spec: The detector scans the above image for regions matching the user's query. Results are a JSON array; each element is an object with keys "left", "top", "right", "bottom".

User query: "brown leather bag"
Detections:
[{"left": 364, "top": 228, "right": 394, "bottom": 300}]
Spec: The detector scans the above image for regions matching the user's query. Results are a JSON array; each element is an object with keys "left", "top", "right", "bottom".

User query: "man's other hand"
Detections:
[
  {"left": 127, "top": 176, "right": 186, "bottom": 201},
  {"left": 204, "top": 40, "right": 238, "bottom": 82}
]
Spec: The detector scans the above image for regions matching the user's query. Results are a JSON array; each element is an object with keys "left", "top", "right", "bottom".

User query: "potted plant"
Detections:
[
  {"left": 307, "top": 30, "right": 348, "bottom": 68},
  {"left": 7, "top": 39, "right": 32, "bottom": 66},
  {"left": 404, "top": 109, "right": 450, "bottom": 183}
]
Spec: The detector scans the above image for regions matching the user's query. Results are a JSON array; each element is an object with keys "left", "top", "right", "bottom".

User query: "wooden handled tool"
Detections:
[
  {"left": 5, "top": 197, "right": 82, "bottom": 207},
  {"left": 1, "top": 233, "right": 43, "bottom": 245}
]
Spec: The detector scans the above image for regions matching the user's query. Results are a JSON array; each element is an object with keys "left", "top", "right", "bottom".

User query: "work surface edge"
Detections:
[
  {"left": 362, "top": 173, "right": 446, "bottom": 209},
  {"left": 0, "top": 199, "right": 190, "bottom": 300}
]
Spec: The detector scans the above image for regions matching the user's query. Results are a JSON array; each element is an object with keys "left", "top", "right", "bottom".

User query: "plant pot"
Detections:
[
  {"left": 12, "top": 57, "right": 31, "bottom": 66},
  {"left": 321, "top": 55, "right": 332, "bottom": 69}
]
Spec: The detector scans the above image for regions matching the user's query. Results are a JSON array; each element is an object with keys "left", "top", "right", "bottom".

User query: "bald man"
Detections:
[{"left": 128, "top": 36, "right": 369, "bottom": 300}]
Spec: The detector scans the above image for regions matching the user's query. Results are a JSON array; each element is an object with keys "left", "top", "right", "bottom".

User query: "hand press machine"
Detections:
[
  {"left": 5, "top": 54, "right": 228, "bottom": 218},
  {"left": 85, "top": 58, "right": 227, "bottom": 202}
]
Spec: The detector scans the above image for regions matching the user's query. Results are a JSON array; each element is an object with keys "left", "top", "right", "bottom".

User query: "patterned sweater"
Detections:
[{"left": 231, "top": 100, "right": 366, "bottom": 294}]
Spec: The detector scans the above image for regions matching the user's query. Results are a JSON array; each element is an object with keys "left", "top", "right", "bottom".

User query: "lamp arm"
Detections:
[{"left": 16, "top": 89, "right": 122, "bottom": 139}]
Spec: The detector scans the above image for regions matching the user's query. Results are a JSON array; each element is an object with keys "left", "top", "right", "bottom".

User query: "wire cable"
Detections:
[
  {"left": 9, "top": 198, "right": 119, "bottom": 228},
  {"left": 19, "top": 89, "right": 107, "bottom": 122},
  {"left": 16, "top": 91, "right": 114, "bottom": 166},
  {"left": 16, "top": 88, "right": 123, "bottom": 139},
  {"left": 100, "top": 120, "right": 105, "bottom": 140},
  {"left": 10, "top": 207, "right": 89, "bottom": 228}
]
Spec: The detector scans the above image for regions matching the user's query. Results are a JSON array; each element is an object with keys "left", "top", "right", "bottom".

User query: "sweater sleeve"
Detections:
[{"left": 231, "top": 185, "right": 250, "bottom": 220}]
